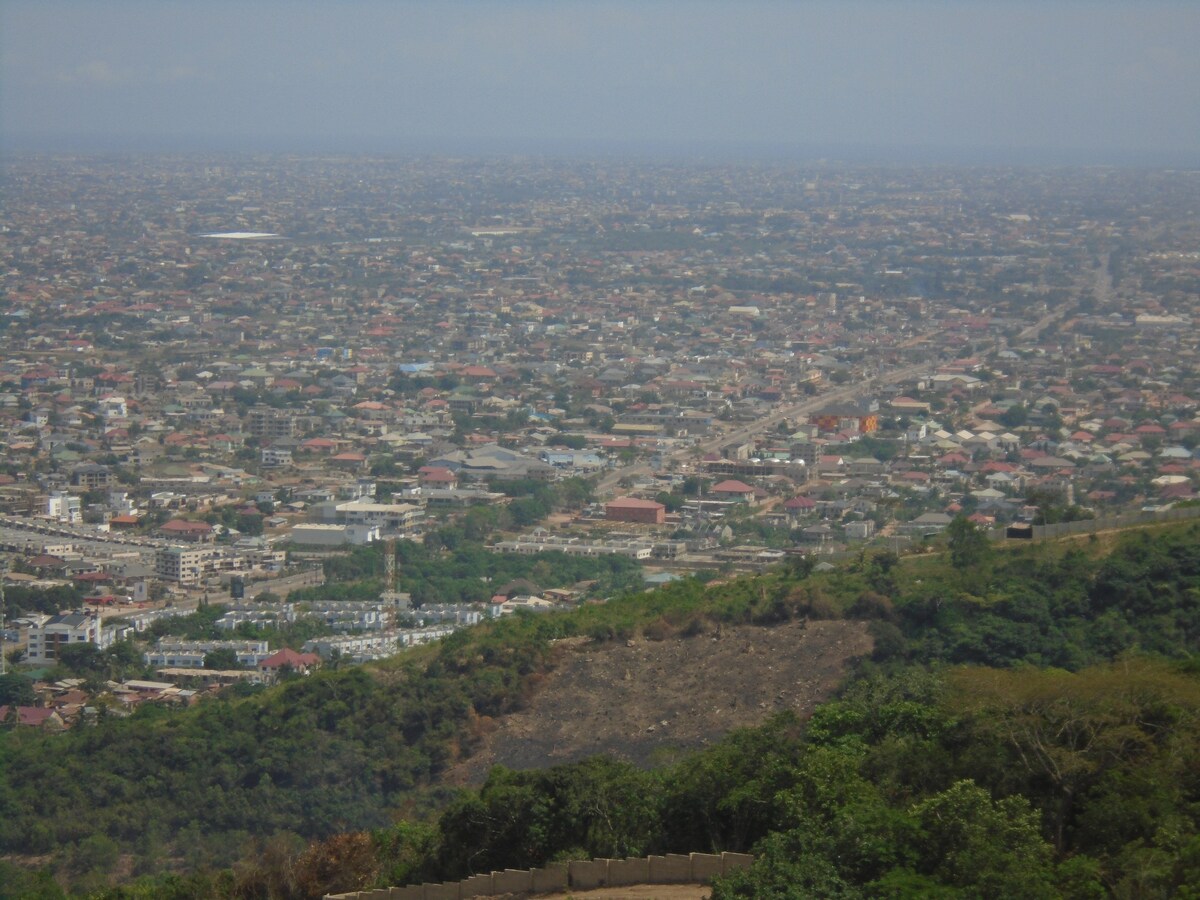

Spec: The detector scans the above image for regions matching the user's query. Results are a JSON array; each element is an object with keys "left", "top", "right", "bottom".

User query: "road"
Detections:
[
  {"left": 594, "top": 271, "right": 1094, "bottom": 501},
  {"left": 1006, "top": 251, "right": 1100, "bottom": 345},
  {"left": 594, "top": 358, "right": 930, "bottom": 497}
]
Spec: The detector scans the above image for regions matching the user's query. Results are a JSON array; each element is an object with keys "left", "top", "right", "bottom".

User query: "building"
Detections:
[
  {"left": 290, "top": 523, "right": 380, "bottom": 547},
  {"left": 259, "top": 648, "right": 321, "bottom": 682},
  {"left": 312, "top": 500, "right": 423, "bottom": 535},
  {"left": 0, "top": 706, "right": 68, "bottom": 730},
  {"left": 810, "top": 403, "right": 879, "bottom": 435},
  {"left": 261, "top": 447, "right": 293, "bottom": 467},
  {"left": 69, "top": 463, "right": 114, "bottom": 490},
  {"left": 604, "top": 497, "right": 666, "bottom": 525},
  {"left": 144, "top": 639, "right": 272, "bottom": 669},
  {"left": 46, "top": 491, "right": 82, "bottom": 524},
  {"left": 494, "top": 530, "right": 654, "bottom": 559},
  {"left": 615, "top": 407, "right": 713, "bottom": 435},
  {"left": 155, "top": 546, "right": 249, "bottom": 584},
  {"left": 709, "top": 479, "right": 757, "bottom": 503},
  {"left": 246, "top": 405, "right": 296, "bottom": 439},
  {"left": 25, "top": 610, "right": 109, "bottom": 665},
  {"left": 159, "top": 519, "right": 215, "bottom": 543}
]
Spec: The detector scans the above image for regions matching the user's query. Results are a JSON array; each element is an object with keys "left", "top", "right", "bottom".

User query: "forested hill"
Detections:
[{"left": 2, "top": 520, "right": 1199, "bottom": 898}]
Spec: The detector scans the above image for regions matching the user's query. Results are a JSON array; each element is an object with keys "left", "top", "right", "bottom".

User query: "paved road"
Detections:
[
  {"left": 594, "top": 358, "right": 930, "bottom": 497},
  {"left": 594, "top": 271, "right": 1094, "bottom": 502}
]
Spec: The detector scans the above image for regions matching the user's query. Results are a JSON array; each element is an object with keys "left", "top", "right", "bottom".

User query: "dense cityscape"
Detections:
[
  {"left": 2, "top": 154, "right": 1200, "bottom": 896},
  {"left": 3, "top": 157, "right": 1200, "bottom": 677},
  {"left": 5, "top": 0, "right": 1200, "bottom": 894}
]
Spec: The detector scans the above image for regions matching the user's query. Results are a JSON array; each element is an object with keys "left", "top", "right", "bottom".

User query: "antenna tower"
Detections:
[
  {"left": 384, "top": 538, "right": 396, "bottom": 594},
  {"left": 0, "top": 557, "right": 8, "bottom": 676}
]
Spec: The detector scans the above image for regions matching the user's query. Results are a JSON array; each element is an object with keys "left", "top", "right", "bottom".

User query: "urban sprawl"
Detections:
[{"left": 2, "top": 156, "right": 1199, "bottom": 723}]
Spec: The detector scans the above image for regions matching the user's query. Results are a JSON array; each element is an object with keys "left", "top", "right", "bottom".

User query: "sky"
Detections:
[{"left": 3, "top": 1, "right": 1199, "bottom": 162}]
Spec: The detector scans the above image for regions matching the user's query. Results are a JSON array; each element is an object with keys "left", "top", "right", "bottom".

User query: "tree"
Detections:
[
  {"left": 947, "top": 659, "right": 1200, "bottom": 853},
  {"left": 999, "top": 403, "right": 1029, "bottom": 429},
  {"left": 57, "top": 643, "right": 104, "bottom": 676},
  {"left": 0, "top": 672, "right": 35, "bottom": 706},
  {"left": 655, "top": 491, "right": 685, "bottom": 513},
  {"left": 947, "top": 516, "right": 990, "bottom": 571},
  {"left": 554, "top": 434, "right": 587, "bottom": 450},
  {"left": 204, "top": 648, "right": 242, "bottom": 670},
  {"left": 910, "top": 780, "right": 1056, "bottom": 898}
]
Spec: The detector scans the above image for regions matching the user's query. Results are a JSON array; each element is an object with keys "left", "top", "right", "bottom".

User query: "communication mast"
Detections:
[
  {"left": 0, "top": 557, "right": 8, "bottom": 676},
  {"left": 384, "top": 538, "right": 396, "bottom": 594},
  {"left": 381, "top": 537, "right": 409, "bottom": 618}
]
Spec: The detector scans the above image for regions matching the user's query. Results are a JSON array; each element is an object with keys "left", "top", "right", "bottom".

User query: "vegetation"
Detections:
[
  {"left": 2, "top": 520, "right": 1199, "bottom": 897},
  {"left": 314, "top": 539, "right": 644, "bottom": 606}
]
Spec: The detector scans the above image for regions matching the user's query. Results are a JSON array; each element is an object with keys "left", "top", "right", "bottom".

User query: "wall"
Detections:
[
  {"left": 986, "top": 504, "right": 1200, "bottom": 543},
  {"left": 1029, "top": 504, "right": 1200, "bottom": 540},
  {"left": 323, "top": 851, "right": 755, "bottom": 900}
]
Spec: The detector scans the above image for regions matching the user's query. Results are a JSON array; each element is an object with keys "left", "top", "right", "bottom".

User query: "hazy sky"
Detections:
[{"left": 3, "top": 1, "right": 1199, "bottom": 160}]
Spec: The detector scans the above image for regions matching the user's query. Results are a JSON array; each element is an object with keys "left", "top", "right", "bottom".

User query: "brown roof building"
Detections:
[
  {"left": 604, "top": 497, "right": 666, "bottom": 525},
  {"left": 159, "top": 519, "right": 214, "bottom": 542}
]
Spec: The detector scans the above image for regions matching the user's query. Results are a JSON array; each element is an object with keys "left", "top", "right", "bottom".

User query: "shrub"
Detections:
[
  {"left": 849, "top": 591, "right": 895, "bottom": 621},
  {"left": 643, "top": 617, "right": 674, "bottom": 642}
]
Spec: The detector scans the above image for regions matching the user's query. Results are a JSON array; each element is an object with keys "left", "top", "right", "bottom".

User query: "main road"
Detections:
[
  {"left": 593, "top": 357, "right": 932, "bottom": 497},
  {"left": 594, "top": 270, "right": 1091, "bottom": 501}
]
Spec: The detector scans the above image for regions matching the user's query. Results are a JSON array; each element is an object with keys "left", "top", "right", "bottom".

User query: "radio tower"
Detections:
[
  {"left": 384, "top": 538, "right": 396, "bottom": 594},
  {"left": 383, "top": 538, "right": 406, "bottom": 620},
  {"left": 0, "top": 557, "right": 8, "bottom": 676}
]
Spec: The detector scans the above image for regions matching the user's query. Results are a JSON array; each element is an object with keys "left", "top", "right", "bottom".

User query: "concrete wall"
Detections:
[
  {"left": 530, "top": 863, "right": 568, "bottom": 893},
  {"left": 987, "top": 506, "right": 1200, "bottom": 544},
  {"left": 607, "top": 856, "right": 649, "bottom": 886},
  {"left": 688, "top": 853, "right": 723, "bottom": 882},
  {"left": 325, "top": 851, "right": 756, "bottom": 900},
  {"left": 1030, "top": 505, "right": 1200, "bottom": 540},
  {"left": 649, "top": 853, "right": 693, "bottom": 884},
  {"left": 567, "top": 858, "right": 609, "bottom": 890},
  {"left": 248, "top": 567, "right": 325, "bottom": 598}
]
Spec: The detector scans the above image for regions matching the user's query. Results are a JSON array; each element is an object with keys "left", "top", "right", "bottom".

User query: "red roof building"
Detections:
[
  {"left": 159, "top": 519, "right": 214, "bottom": 542},
  {"left": 604, "top": 497, "right": 666, "bottom": 525},
  {"left": 258, "top": 648, "right": 321, "bottom": 682},
  {"left": 710, "top": 479, "right": 756, "bottom": 502},
  {"left": 0, "top": 706, "right": 67, "bottom": 730}
]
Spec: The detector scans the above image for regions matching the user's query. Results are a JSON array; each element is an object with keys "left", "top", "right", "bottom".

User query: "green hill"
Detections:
[{"left": 2, "top": 520, "right": 1199, "bottom": 898}]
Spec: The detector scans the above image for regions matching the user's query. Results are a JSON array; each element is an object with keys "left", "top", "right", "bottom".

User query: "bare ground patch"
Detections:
[{"left": 448, "top": 618, "right": 872, "bottom": 783}]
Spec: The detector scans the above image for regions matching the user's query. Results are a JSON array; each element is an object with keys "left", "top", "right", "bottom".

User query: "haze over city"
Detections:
[
  {"left": 3, "top": 0, "right": 1200, "bottom": 162},
  {"left": 6, "top": 3, "right": 1200, "bottom": 898}
]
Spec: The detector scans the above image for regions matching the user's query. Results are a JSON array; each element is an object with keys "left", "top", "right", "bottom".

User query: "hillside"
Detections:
[
  {"left": 450, "top": 619, "right": 871, "bottom": 780},
  {"left": 3, "top": 519, "right": 1200, "bottom": 898}
]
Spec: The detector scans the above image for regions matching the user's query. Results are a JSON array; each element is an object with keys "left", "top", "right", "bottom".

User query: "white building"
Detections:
[
  {"left": 144, "top": 639, "right": 272, "bottom": 669},
  {"left": 46, "top": 491, "right": 82, "bottom": 524},
  {"left": 301, "top": 600, "right": 394, "bottom": 632},
  {"left": 261, "top": 447, "right": 293, "bottom": 467},
  {"left": 25, "top": 610, "right": 111, "bottom": 665},
  {"left": 290, "top": 523, "right": 380, "bottom": 547},
  {"left": 97, "top": 395, "right": 128, "bottom": 419},
  {"left": 215, "top": 602, "right": 297, "bottom": 632},
  {"left": 155, "top": 546, "right": 250, "bottom": 584},
  {"left": 303, "top": 624, "right": 458, "bottom": 663},
  {"left": 336, "top": 501, "right": 422, "bottom": 533}
]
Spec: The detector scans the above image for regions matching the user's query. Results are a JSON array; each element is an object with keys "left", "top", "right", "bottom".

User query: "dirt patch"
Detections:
[
  {"left": 482, "top": 886, "right": 711, "bottom": 900},
  {"left": 449, "top": 619, "right": 871, "bottom": 783}
]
